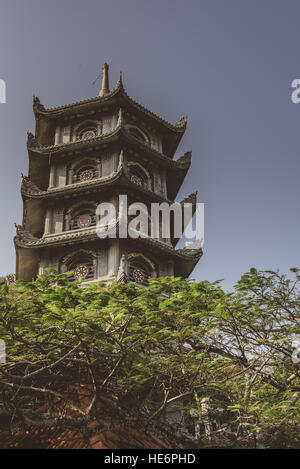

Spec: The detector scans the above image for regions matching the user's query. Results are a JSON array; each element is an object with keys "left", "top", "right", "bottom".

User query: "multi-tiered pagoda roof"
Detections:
[{"left": 15, "top": 64, "right": 202, "bottom": 283}]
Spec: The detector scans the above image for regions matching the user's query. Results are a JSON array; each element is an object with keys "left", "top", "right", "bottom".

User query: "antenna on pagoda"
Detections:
[{"left": 99, "top": 63, "right": 110, "bottom": 97}]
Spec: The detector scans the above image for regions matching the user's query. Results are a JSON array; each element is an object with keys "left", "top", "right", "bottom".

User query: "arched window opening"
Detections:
[
  {"left": 128, "top": 163, "right": 150, "bottom": 190},
  {"left": 126, "top": 125, "right": 149, "bottom": 144},
  {"left": 76, "top": 123, "right": 98, "bottom": 141},
  {"left": 128, "top": 255, "right": 155, "bottom": 286},
  {"left": 68, "top": 204, "right": 96, "bottom": 231},
  {"left": 68, "top": 255, "right": 95, "bottom": 282},
  {"left": 75, "top": 164, "right": 99, "bottom": 183},
  {"left": 129, "top": 261, "right": 149, "bottom": 285}
]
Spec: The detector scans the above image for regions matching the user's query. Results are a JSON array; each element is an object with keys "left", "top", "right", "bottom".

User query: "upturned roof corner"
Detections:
[
  {"left": 175, "top": 151, "right": 192, "bottom": 168},
  {"left": 32, "top": 95, "right": 45, "bottom": 113},
  {"left": 175, "top": 116, "right": 188, "bottom": 128}
]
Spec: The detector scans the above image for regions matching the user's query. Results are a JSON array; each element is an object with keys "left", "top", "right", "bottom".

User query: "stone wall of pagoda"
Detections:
[
  {"left": 48, "top": 150, "right": 119, "bottom": 189},
  {"left": 52, "top": 109, "right": 163, "bottom": 153},
  {"left": 38, "top": 240, "right": 175, "bottom": 283},
  {"left": 47, "top": 152, "right": 167, "bottom": 196},
  {"left": 42, "top": 194, "right": 173, "bottom": 247},
  {"left": 54, "top": 111, "right": 119, "bottom": 145},
  {"left": 43, "top": 193, "right": 117, "bottom": 236}
]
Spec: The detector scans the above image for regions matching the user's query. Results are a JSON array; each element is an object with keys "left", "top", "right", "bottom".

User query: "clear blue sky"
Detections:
[{"left": 0, "top": 0, "right": 299, "bottom": 290}]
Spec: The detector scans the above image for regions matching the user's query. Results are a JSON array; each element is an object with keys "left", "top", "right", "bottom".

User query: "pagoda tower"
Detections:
[{"left": 14, "top": 64, "right": 202, "bottom": 283}]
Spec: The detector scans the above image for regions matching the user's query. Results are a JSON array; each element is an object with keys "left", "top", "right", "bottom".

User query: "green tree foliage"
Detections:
[{"left": 0, "top": 268, "right": 299, "bottom": 448}]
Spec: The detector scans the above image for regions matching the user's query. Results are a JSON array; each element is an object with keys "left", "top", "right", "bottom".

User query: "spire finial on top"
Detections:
[
  {"left": 115, "top": 70, "right": 124, "bottom": 90},
  {"left": 99, "top": 63, "right": 110, "bottom": 97}
]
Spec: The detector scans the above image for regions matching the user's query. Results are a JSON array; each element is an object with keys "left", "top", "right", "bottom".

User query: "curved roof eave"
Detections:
[
  {"left": 21, "top": 171, "right": 123, "bottom": 199},
  {"left": 14, "top": 225, "right": 202, "bottom": 262},
  {"left": 21, "top": 171, "right": 172, "bottom": 204},
  {"left": 26, "top": 127, "right": 190, "bottom": 173},
  {"left": 33, "top": 84, "right": 186, "bottom": 135}
]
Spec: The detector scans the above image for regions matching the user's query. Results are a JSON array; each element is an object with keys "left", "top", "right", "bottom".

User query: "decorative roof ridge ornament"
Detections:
[
  {"left": 116, "top": 254, "right": 129, "bottom": 282},
  {"left": 175, "top": 151, "right": 192, "bottom": 167},
  {"left": 115, "top": 70, "right": 124, "bottom": 91},
  {"left": 21, "top": 174, "right": 41, "bottom": 193},
  {"left": 181, "top": 239, "right": 203, "bottom": 252},
  {"left": 117, "top": 149, "right": 125, "bottom": 172},
  {"left": 32, "top": 95, "right": 45, "bottom": 112},
  {"left": 175, "top": 116, "right": 187, "bottom": 128},
  {"left": 117, "top": 107, "right": 124, "bottom": 127},
  {"left": 181, "top": 191, "right": 198, "bottom": 205},
  {"left": 177, "top": 245, "right": 203, "bottom": 258},
  {"left": 14, "top": 223, "right": 39, "bottom": 243},
  {"left": 99, "top": 63, "right": 110, "bottom": 97},
  {"left": 26, "top": 131, "right": 40, "bottom": 148}
]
